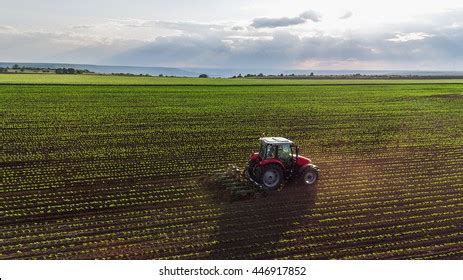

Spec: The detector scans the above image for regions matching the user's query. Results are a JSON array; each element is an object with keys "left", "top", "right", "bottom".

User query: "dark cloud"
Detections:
[
  {"left": 106, "top": 23, "right": 463, "bottom": 69},
  {"left": 251, "top": 10, "right": 321, "bottom": 28},
  {"left": 109, "top": 35, "right": 231, "bottom": 67},
  {"left": 251, "top": 17, "right": 306, "bottom": 28}
]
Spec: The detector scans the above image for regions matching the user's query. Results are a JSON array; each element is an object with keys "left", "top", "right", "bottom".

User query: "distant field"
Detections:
[
  {"left": 2, "top": 73, "right": 463, "bottom": 85},
  {"left": 1, "top": 74, "right": 462, "bottom": 259}
]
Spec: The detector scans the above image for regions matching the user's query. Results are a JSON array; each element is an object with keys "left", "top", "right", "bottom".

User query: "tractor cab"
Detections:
[{"left": 258, "top": 137, "right": 297, "bottom": 167}]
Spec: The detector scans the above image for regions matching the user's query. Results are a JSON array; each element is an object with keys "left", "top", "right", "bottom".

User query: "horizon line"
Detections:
[{"left": 1, "top": 61, "right": 463, "bottom": 73}]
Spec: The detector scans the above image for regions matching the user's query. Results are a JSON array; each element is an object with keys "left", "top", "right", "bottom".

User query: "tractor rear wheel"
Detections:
[
  {"left": 260, "top": 164, "right": 283, "bottom": 190},
  {"left": 300, "top": 165, "right": 319, "bottom": 186}
]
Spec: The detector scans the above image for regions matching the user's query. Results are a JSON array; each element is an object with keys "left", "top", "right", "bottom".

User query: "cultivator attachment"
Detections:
[{"left": 198, "top": 165, "right": 268, "bottom": 202}]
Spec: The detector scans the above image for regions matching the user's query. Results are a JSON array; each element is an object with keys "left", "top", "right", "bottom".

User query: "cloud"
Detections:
[
  {"left": 231, "top": 26, "right": 245, "bottom": 31},
  {"left": 300, "top": 10, "right": 322, "bottom": 22},
  {"left": 106, "top": 21, "right": 463, "bottom": 70},
  {"left": 387, "top": 32, "right": 434, "bottom": 42},
  {"left": 70, "top": 19, "right": 226, "bottom": 38},
  {"left": 0, "top": 28, "right": 140, "bottom": 63},
  {"left": 104, "top": 32, "right": 376, "bottom": 68},
  {"left": 153, "top": 21, "right": 223, "bottom": 34},
  {"left": 339, "top": 11, "right": 353, "bottom": 20},
  {"left": 0, "top": 25, "right": 17, "bottom": 33},
  {"left": 251, "top": 17, "right": 306, "bottom": 28},
  {"left": 2, "top": 9, "right": 463, "bottom": 70},
  {"left": 251, "top": 10, "right": 321, "bottom": 28},
  {"left": 71, "top": 25, "right": 93, "bottom": 30},
  {"left": 108, "top": 35, "right": 230, "bottom": 67}
]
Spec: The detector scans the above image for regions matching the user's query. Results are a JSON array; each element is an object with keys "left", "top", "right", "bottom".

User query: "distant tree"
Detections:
[
  {"left": 257, "top": 73, "right": 264, "bottom": 77},
  {"left": 159, "top": 74, "right": 164, "bottom": 77},
  {"left": 310, "top": 72, "right": 314, "bottom": 76},
  {"left": 13, "top": 64, "right": 19, "bottom": 69},
  {"left": 199, "top": 74, "right": 208, "bottom": 78},
  {"left": 232, "top": 75, "right": 237, "bottom": 78},
  {"left": 237, "top": 73, "right": 242, "bottom": 78}
]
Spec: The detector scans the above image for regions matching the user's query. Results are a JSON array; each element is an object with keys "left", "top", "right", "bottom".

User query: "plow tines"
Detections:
[{"left": 198, "top": 165, "right": 266, "bottom": 202}]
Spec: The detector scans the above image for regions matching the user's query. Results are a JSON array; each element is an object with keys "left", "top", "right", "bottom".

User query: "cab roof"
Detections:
[{"left": 260, "top": 137, "right": 294, "bottom": 145}]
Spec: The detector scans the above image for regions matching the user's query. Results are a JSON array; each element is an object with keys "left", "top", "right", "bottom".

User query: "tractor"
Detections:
[
  {"left": 199, "top": 137, "right": 320, "bottom": 202},
  {"left": 245, "top": 137, "right": 320, "bottom": 190}
]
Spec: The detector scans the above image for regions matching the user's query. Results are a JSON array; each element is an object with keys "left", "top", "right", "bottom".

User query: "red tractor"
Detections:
[{"left": 246, "top": 137, "right": 320, "bottom": 190}]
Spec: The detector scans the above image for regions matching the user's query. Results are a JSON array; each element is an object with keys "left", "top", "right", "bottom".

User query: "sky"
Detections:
[{"left": 1, "top": 0, "right": 463, "bottom": 70}]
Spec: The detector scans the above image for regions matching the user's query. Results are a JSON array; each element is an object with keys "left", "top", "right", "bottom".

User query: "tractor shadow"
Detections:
[{"left": 208, "top": 182, "right": 318, "bottom": 259}]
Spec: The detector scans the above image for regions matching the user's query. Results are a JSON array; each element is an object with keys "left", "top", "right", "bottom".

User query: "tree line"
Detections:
[{"left": 0, "top": 64, "right": 93, "bottom": 74}]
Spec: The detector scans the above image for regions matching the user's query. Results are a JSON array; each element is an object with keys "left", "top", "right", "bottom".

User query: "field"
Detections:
[
  {"left": 3, "top": 73, "right": 463, "bottom": 85},
  {"left": 1, "top": 74, "right": 462, "bottom": 259}
]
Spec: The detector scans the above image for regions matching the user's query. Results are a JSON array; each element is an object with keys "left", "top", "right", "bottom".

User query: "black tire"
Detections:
[
  {"left": 300, "top": 165, "right": 319, "bottom": 186},
  {"left": 260, "top": 164, "right": 284, "bottom": 190}
]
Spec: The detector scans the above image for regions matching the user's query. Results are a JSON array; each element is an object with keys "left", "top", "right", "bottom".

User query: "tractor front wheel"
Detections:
[
  {"left": 260, "top": 164, "right": 283, "bottom": 190},
  {"left": 300, "top": 165, "right": 320, "bottom": 186}
]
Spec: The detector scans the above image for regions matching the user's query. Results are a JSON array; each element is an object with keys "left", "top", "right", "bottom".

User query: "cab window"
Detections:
[
  {"left": 278, "top": 144, "right": 292, "bottom": 162},
  {"left": 266, "top": 145, "right": 276, "bottom": 159},
  {"left": 259, "top": 144, "right": 276, "bottom": 159}
]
